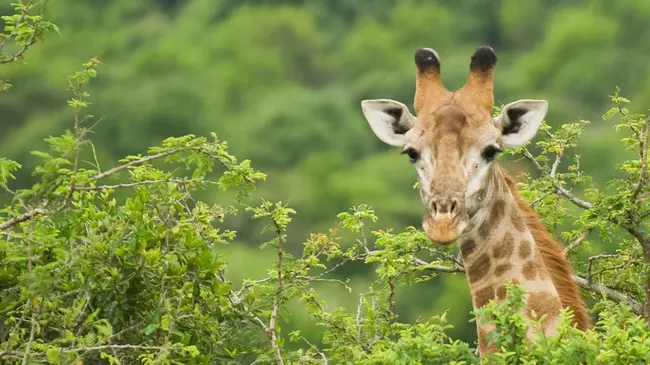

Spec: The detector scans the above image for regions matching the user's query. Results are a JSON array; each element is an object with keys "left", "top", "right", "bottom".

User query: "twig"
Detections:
[
  {"left": 387, "top": 278, "right": 396, "bottom": 319},
  {"left": 89, "top": 150, "right": 179, "bottom": 182},
  {"left": 587, "top": 254, "right": 618, "bottom": 283},
  {"left": 412, "top": 256, "right": 465, "bottom": 273},
  {"left": 269, "top": 218, "right": 285, "bottom": 365},
  {"left": 297, "top": 334, "right": 328, "bottom": 364},
  {"left": 550, "top": 146, "right": 564, "bottom": 178},
  {"left": 358, "top": 216, "right": 371, "bottom": 254},
  {"left": 630, "top": 113, "right": 649, "bottom": 203},
  {"left": 590, "top": 262, "right": 641, "bottom": 279},
  {"left": 59, "top": 65, "right": 87, "bottom": 211},
  {"left": 563, "top": 228, "right": 594, "bottom": 254},
  {"left": 74, "top": 178, "right": 211, "bottom": 191},
  {"left": 363, "top": 250, "right": 465, "bottom": 273},
  {"left": 522, "top": 148, "right": 593, "bottom": 209},
  {"left": 356, "top": 294, "right": 363, "bottom": 341},
  {"left": 530, "top": 192, "right": 553, "bottom": 208},
  {"left": 0, "top": 1, "right": 38, "bottom": 65},
  {"left": 21, "top": 298, "right": 41, "bottom": 365},
  {"left": 66, "top": 344, "right": 170, "bottom": 355}
]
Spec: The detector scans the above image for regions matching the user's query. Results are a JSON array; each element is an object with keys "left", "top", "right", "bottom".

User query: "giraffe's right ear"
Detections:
[{"left": 360, "top": 99, "right": 416, "bottom": 147}]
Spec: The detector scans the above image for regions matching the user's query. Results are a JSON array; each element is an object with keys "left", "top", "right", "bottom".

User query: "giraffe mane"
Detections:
[{"left": 499, "top": 166, "right": 592, "bottom": 331}]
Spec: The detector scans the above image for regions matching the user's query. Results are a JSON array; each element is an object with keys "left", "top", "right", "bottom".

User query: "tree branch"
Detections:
[
  {"left": 631, "top": 113, "right": 649, "bottom": 203},
  {"left": 0, "top": 208, "right": 47, "bottom": 231},
  {"left": 0, "top": 1, "right": 38, "bottom": 65},
  {"left": 572, "top": 275, "right": 642, "bottom": 314},
  {"left": 20, "top": 299, "right": 40, "bottom": 365},
  {"left": 269, "top": 219, "right": 285, "bottom": 365},
  {"left": 563, "top": 229, "right": 594, "bottom": 254},
  {"left": 74, "top": 178, "right": 210, "bottom": 191},
  {"left": 89, "top": 150, "right": 179, "bottom": 182},
  {"left": 586, "top": 254, "right": 618, "bottom": 283}
]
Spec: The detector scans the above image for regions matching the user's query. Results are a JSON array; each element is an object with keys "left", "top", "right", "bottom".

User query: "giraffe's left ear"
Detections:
[
  {"left": 493, "top": 99, "right": 548, "bottom": 147},
  {"left": 361, "top": 99, "right": 416, "bottom": 147}
]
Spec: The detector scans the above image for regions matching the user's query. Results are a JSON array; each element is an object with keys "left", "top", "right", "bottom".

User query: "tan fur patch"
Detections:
[
  {"left": 519, "top": 239, "right": 532, "bottom": 259},
  {"left": 494, "top": 263, "right": 512, "bottom": 277},
  {"left": 479, "top": 200, "right": 505, "bottom": 238},
  {"left": 467, "top": 253, "right": 491, "bottom": 283},
  {"left": 527, "top": 292, "right": 562, "bottom": 329},
  {"left": 493, "top": 232, "right": 514, "bottom": 259},
  {"left": 478, "top": 327, "right": 497, "bottom": 355},
  {"left": 460, "top": 238, "right": 477, "bottom": 256},
  {"left": 474, "top": 286, "right": 495, "bottom": 308},
  {"left": 522, "top": 260, "right": 538, "bottom": 281}
]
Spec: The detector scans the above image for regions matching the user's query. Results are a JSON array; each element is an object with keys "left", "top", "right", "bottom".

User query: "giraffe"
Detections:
[{"left": 358, "top": 46, "right": 590, "bottom": 356}]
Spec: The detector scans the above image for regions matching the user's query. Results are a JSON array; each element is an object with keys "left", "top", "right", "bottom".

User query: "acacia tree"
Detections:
[{"left": 1, "top": 2, "right": 650, "bottom": 364}]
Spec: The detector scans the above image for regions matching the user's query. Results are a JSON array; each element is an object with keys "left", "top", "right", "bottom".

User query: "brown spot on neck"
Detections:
[
  {"left": 493, "top": 232, "right": 514, "bottom": 259},
  {"left": 527, "top": 292, "right": 562, "bottom": 330},
  {"left": 474, "top": 286, "right": 495, "bottom": 308},
  {"left": 494, "top": 263, "right": 512, "bottom": 276},
  {"left": 522, "top": 260, "right": 540, "bottom": 281},
  {"left": 460, "top": 238, "right": 477, "bottom": 257},
  {"left": 467, "top": 253, "right": 491, "bottom": 284},
  {"left": 479, "top": 199, "right": 505, "bottom": 239},
  {"left": 496, "top": 284, "right": 507, "bottom": 299},
  {"left": 519, "top": 239, "right": 532, "bottom": 259}
]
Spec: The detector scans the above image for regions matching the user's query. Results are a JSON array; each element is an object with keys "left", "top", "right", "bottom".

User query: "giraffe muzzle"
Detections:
[{"left": 423, "top": 197, "right": 468, "bottom": 244}]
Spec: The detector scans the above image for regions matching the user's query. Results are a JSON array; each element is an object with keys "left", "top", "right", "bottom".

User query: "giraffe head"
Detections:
[{"left": 360, "top": 46, "right": 548, "bottom": 244}]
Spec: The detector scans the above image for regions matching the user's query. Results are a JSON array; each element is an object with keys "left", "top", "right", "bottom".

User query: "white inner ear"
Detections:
[
  {"left": 496, "top": 99, "right": 548, "bottom": 147},
  {"left": 361, "top": 99, "right": 416, "bottom": 147}
]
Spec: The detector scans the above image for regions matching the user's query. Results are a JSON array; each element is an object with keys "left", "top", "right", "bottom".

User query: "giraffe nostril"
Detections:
[
  {"left": 450, "top": 200, "right": 458, "bottom": 216},
  {"left": 431, "top": 201, "right": 438, "bottom": 216}
]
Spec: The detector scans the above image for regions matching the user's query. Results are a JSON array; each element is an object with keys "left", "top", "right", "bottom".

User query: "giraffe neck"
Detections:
[{"left": 460, "top": 165, "right": 562, "bottom": 355}]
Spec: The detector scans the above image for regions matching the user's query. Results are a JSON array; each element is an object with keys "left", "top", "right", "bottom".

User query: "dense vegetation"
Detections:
[{"left": 2, "top": 1, "right": 650, "bottom": 364}]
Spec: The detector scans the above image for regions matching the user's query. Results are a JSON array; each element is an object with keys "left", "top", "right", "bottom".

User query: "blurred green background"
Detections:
[{"left": 2, "top": 0, "right": 650, "bottom": 347}]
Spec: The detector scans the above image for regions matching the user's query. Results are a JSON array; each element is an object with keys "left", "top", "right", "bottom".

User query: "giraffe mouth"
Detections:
[{"left": 422, "top": 215, "right": 468, "bottom": 245}]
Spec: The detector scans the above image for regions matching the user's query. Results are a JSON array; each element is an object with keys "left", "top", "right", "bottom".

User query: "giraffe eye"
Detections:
[
  {"left": 482, "top": 146, "right": 501, "bottom": 162},
  {"left": 401, "top": 148, "right": 420, "bottom": 163}
]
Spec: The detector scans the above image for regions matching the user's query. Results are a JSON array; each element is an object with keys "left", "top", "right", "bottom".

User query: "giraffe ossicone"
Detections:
[{"left": 359, "top": 45, "right": 590, "bottom": 356}]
